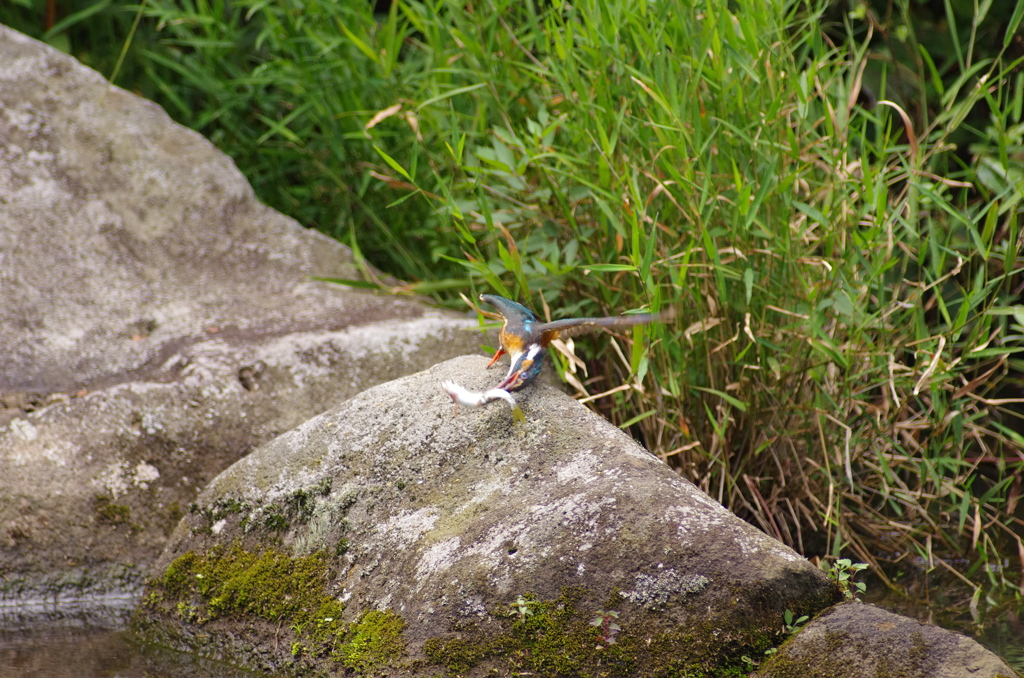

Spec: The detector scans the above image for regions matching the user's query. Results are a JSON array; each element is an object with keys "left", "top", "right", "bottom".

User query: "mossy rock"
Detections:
[
  {"left": 134, "top": 356, "right": 842, "bottom": 676},
  {"left": 753, "top": 602, "right": 1021, "bottom": 678}
]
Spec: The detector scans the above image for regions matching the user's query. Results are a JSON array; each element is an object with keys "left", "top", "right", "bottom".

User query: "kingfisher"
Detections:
[{"left": 479, "top": 294, "right": 673, "bottom": 392}]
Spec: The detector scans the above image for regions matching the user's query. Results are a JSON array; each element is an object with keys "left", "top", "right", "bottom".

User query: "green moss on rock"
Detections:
[
  {"left": 93, "top": 495, "right": 131, "bottom": 525},
  {"left": 139, "top": 546, "right": 835, "bottom": 677},
  {"left": 140, "top": 544, "right": 412, "bottom": 676},
  {"left": 339, "top": 609, "right": 408, "bottom": 674},
  {"left": 423, "top": 588, "right": 775, "bottom": 678},
  {"left": 155, "top": 544, "right": 344, "bottom": 627}
]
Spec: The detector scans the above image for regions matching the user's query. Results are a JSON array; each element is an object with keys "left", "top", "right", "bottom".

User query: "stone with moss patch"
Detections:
[
  {"left": 424, "top": 587, "right": 779, "bottom": 677},
  {"left": 753, "top": 602, "right": 1020, "bottom": 678},
  {"left": 135, "top": 356, "right": 842, "bottom": 676},
  {"left": 137, "top": 543, "right": 413, "bottom": 676}
]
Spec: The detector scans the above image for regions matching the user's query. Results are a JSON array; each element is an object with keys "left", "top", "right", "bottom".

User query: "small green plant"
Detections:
[
  {"left": 782, "top": 609, "right": 809, "bottom": 634},
  {"left": 826, "top": 559, "right": 868, "bottom": 600},
  {"left": 509, "top": 595, "right": 537, "bottom": 620},
  {"left": 589, "top": 609, "right": 621, "bottom": 648},
  {"left": 745, "top": 608, "right": 809, "bottom": 667}
]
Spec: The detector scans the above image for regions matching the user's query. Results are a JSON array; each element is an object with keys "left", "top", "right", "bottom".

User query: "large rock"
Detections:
[
  {"left": 754, "top": 601, "right": 1020, "bottom": 678},
  {"left": 0, "top": 26, "right": 481, "bottom": 604},
  {"left": 134, "top": 355, "right": 842, "bottom": 677}
]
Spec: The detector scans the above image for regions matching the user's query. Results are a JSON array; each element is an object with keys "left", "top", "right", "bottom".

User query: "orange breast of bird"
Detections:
[{"left": 499, "top": 328, "right": 525, "bottom": 354}]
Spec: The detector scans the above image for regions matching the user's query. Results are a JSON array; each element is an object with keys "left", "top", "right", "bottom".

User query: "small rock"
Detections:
[{"left": 754, "top": 601, "right": 1019, "bottom": 678}]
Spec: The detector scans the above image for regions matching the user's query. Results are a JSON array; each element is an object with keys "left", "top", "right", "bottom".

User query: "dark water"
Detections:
[
  {"left": 2, "top": 584, "right": 1021, "bottom": 677},
  {"left": 0, "top": 594, "right": 257, "bottom": 678},
  {"left": 0, "top": 627, "right": 260, "bottom": 678}
]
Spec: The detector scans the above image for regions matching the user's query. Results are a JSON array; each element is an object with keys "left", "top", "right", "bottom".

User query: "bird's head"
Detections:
[
  {"left": 498, "top": 343, "right": 546, "bottom": 391},
  {"left": 480, "top": 294, "right": 538, "bottom": 324}
]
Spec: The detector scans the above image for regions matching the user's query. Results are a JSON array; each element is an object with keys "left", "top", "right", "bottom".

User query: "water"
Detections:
[
  {"left": 0, "top": 593, "right": 257, "bottom": 678},
  {"left": 0, "top": 626, "right": 258, "bottom": 678}
]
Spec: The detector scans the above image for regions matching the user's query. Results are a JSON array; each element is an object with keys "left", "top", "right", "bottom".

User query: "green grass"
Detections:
[{"left": 5, "top": 0, "right": 1023, "bottom": 595}]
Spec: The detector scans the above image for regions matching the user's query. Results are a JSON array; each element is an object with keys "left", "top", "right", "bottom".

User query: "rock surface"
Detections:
[
  {"left": 0, "top": 25, "right": 482, "bottom": 604},
  {"left": 754, "top": 601, "right": 1019, "bottom": 678},
  {"left": 135, "top": 355, "right": 842, "bottom": 677}
]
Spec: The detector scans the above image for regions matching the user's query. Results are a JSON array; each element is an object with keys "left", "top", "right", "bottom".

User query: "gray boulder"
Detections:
[
  {"left": 135, "top": 355, "right": 842, "bottom": 677},
  {"left": 754, "top": 601, "right": 1019, "bottom": 678},
  {"left": 0, "top": 25, "right": 482, "bottom": 605}
]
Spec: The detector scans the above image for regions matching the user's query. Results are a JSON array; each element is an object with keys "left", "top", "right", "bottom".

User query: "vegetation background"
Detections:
[{"left": 2, "top": 0, "right": 1023, "bottom": 659}]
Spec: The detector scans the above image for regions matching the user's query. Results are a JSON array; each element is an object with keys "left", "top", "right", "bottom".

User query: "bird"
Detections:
[{"left": 478, "top": 294, "right": 673, "bottom": 392}]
